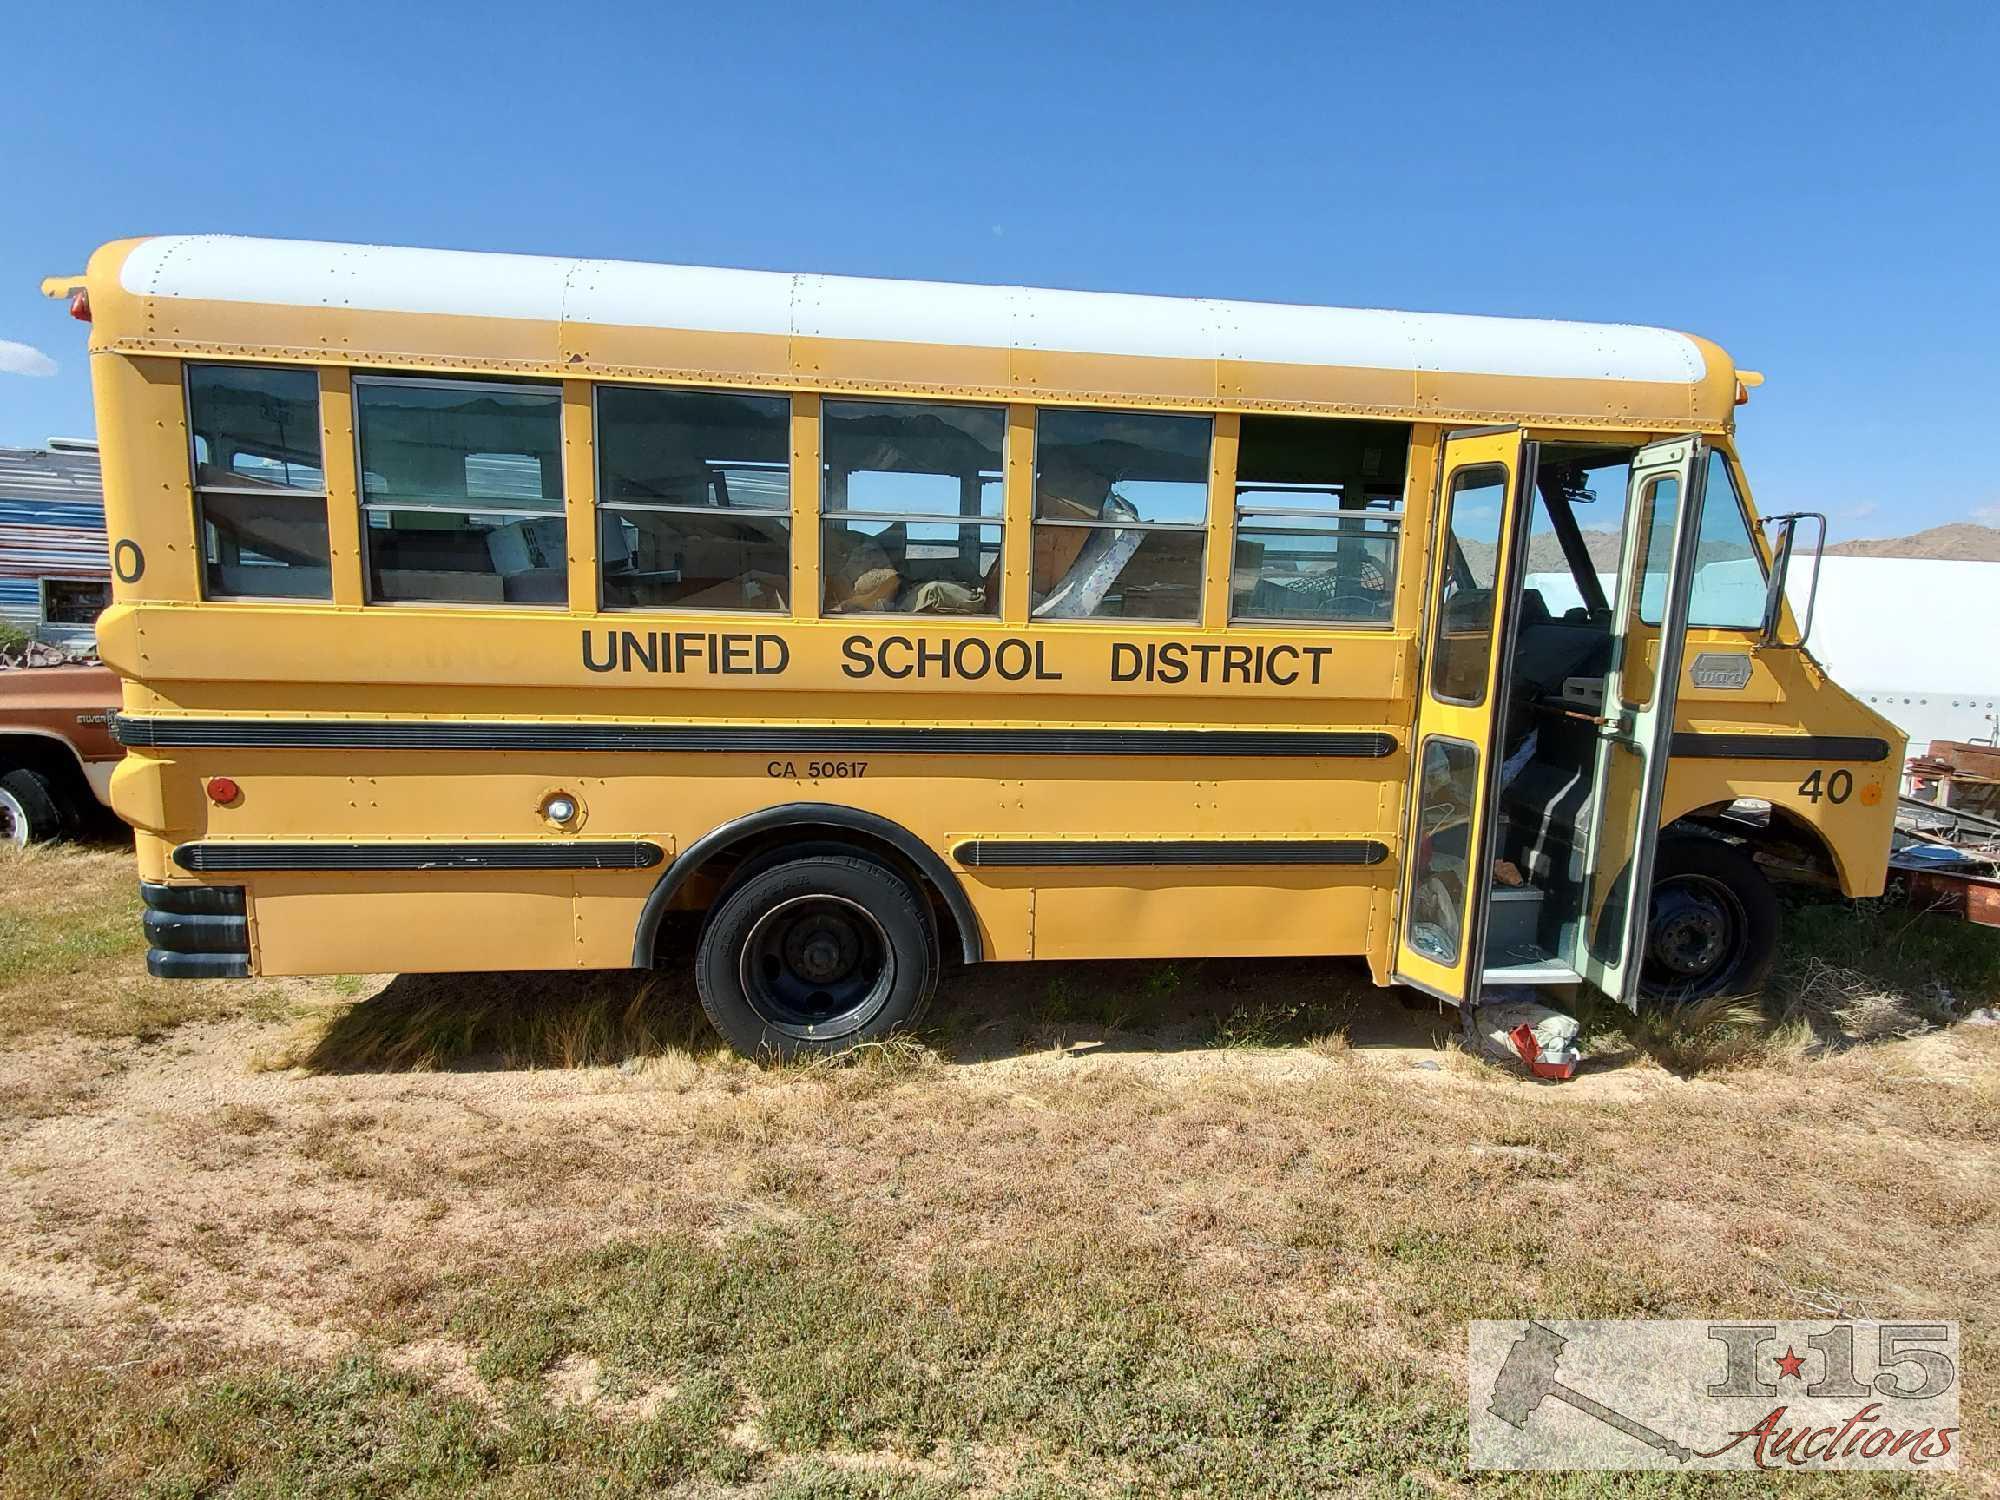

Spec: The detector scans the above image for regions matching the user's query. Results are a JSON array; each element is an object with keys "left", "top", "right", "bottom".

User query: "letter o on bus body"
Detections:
[
  {"left": 953, "top": 638, "right": 991, "bottom": 680},
  {"left": 995, "top": 639, "right": 1032, "bottom": 681}
]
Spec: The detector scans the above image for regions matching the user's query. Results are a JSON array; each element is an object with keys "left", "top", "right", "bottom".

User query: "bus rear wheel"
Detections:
[
  {"left": 695, "top": 853, "right": 938, "bottom": 1060},
  {"left": 1637, "top": 836, "right": 1779, "bottom": 1009}
]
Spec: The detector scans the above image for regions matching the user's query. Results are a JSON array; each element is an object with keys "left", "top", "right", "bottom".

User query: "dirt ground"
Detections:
[{"left": 0, "top": 845, "right": 1996, "bottom": 1497}]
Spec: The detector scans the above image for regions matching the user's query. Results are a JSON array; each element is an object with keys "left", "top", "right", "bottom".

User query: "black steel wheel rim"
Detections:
[
  {"left": 1643, "top": 872, "right": 1749, "bottom": 1000},
  {"left": 738, "top": 893, "right": 895, "bottom": 1040}
]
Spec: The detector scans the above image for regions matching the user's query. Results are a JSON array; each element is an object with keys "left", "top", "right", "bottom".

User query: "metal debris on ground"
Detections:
[
  {"left": 0, "top": 640, "right": 99, "bottom": 670},
  {"left": 1893, "top": 741, "right": 2000, "bottom": 927}
]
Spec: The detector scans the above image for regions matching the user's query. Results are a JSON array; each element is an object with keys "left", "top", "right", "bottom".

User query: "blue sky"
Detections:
[{"left": 3, "top": 0, "right": 1994, "bottom": 535}]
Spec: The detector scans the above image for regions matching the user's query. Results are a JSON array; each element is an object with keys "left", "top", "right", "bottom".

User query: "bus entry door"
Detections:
[
  {"left": 1567, "top": 435, "right": 1710, "bottom": 1009},
  {"left": 1391, "top": 428, "right": 1537, "bottom": 1004}
]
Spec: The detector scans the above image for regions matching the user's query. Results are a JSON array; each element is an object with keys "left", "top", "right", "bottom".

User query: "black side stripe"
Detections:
[
  {"left": 114, "top": 717, "right": 1396, "bottom": 759},
  {"left": 954, "top": 838, "right": 1390, "bottom": 868},
  {"left": 173, "top": 841, "right": 665, "bottom": 873},
  {"left": 1669, "top": 732, "right": 1891, "bottom": 763}
]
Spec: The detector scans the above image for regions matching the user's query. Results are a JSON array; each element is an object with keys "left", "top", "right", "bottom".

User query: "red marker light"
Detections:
[
  {"left": 207, "top": 777, "right": 240, "bottom": 805},
  {"left": 68, "top": 289, "right": 91, "bottom": 323}
]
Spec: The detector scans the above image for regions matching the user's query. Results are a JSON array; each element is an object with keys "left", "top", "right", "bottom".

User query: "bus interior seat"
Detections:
[
  {"left": 1488, "top": 587, "right": 1619, "bottom": 942},
  {"left": 502, "top": 568, "right": 567, "bottom": 604}
]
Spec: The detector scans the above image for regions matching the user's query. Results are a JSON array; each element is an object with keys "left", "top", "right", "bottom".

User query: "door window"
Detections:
[
  {"left": 1406, "top": 737, "right": 1480, "bottom": 965},
  {"left": 1621, "top": 474, "right": 1680, "bottom": 709},
  {"left": 1429, "top": 465, "right": 1507, "bottom": 706},
  {"left": 1639, "top": 449, "right": 1767, "bottom": 629}
]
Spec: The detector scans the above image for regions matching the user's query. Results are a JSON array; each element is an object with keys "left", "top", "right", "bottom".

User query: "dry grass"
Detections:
[
  {"left": 0, "top": 846, "right": 1995, "bottom": 1495},
  {"left": 260, "top": 970, "right": 720, "bottom": 1073}
]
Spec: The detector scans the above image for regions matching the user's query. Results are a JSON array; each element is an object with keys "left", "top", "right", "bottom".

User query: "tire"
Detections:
[
  {"left": 1637, "top": 835, "right": 1779, "bottom": 1009},
  {"left": 695, "top": 853, "right": 938, "bottom": 1059},
  {"left": 0, "top": 769, "right": 66, "bottom": 848}
]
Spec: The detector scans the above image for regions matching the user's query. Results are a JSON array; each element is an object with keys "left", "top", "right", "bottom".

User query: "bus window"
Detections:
[
  {"left": 596, "top": 387, "right": 790, "bottom": 613},
  {"left": 1621, "top": 474, "right": 1680, "bottom": 708},
  {"left": 1638, "top": 449, "right": 1767, "bottom": 629},
  {"left": 821, "top": 400, "right": 1003, "bottom": 616},
  {"left": 355, "top": 377, "right": 565, "bottom": 606},
  {"left": 1230, "top": 415, "right": 1405, "bottom": 626},
  {"left": 186, "top": 365, "right": 332, "bottom": 601},
  {"left": 1431, "top": 465, "right": 1506, "bottom": 706},
  {"left": 1032, "top": 408, "right": 1208, "bottom": 621}
]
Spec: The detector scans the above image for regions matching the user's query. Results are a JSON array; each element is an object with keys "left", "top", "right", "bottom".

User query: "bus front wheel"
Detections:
[
  {"left": 695, "top": 853, "right": 939, "bottom": 1060},
  {"left": 1637, "top": 836, "right": 1779, "bottom": 1009}
]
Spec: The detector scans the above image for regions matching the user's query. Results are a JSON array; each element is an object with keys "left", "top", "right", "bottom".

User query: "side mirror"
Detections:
[{"left": 1757, "top": 511, "right": 1826, "bottom": 648}]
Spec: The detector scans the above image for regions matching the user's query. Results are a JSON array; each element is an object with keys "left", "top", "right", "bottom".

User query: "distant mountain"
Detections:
[
  {"left": 1459, "top": 521, "right": 2000, "bottom": 581},
  {"left": 1824, "top": 522, "right": 2000, "bottom": 562}
]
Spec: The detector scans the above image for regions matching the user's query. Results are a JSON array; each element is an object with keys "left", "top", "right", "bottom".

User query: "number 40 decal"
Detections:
[{"left": 1799, "top": 768, "right": 1854, "bottom": 804}]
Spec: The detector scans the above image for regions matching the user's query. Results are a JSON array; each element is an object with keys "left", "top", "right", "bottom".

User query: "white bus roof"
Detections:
[
  {"left": 67, "top": 235, "right": 1744, "bottom": 431},
  {"left": 114, "top": 234, "right": 1708, "bottom": 385}
]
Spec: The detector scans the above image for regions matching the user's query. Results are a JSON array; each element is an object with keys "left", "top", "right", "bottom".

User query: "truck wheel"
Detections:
[
  {"left": 695, "top": 853, "right": 938, "bottom": 1060},
  {"left": 1639, "top": 836, "right": 1779, "bottom": 1009},
  {"left": 0, "top": 769, "right": 66, "bottom": 848}
]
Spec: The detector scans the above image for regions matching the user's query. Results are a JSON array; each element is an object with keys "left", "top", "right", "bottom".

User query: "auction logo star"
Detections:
[{"left": 1775, "top": 1346, "right": 1806, "bottom": 1380}]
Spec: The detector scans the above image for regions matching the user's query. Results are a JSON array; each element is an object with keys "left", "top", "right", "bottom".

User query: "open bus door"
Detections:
[
  {"left": 1394, "top": 429, "right": 1712, "bottom": 1015},
  {"left": 1566, "top": 435, "right": 1710, "bottom": 1009},
  {"left": 1392, "top": 428, "right": 1537, "bottom": 1004}
]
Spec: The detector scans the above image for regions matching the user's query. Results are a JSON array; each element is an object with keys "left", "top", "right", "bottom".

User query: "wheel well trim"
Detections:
[
  {"left": 0, "top": 728, "right": 90, "bottom": 770},
  {"left": 631, "top": 803, "right": 983, "bottom": 967},
  {"left": 1666, "top": 796, "right": 1852, "bottom": 890},
  {"left": 0, "top": 731, "right": 97, "bottom": 801}
]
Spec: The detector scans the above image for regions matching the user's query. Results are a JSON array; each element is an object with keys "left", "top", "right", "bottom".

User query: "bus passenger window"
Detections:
[
  {"left": 186, "top": 365, "right": 332, "bottom": 601},
  {"left": 596, "top": 387, "right": 790, "bottom": 613},
  {"left": 821, "top": 400, "right": 1003, "bottom": 616},
  {"left": 1230, "top": 415, "right": 1406, "bottom": 626},
  {"left": 355, "top": 377, "right": 565, "bottom": 607},
  {"left": 1032, "top": 409, "right": 1207, "bottom": 621}
]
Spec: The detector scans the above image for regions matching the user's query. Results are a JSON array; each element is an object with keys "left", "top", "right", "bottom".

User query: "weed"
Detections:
[{"left": 269, "top": 972, "right": 716, "bottom": 1073}]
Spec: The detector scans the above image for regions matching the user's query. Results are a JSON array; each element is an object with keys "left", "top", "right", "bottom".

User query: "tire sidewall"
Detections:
[
  {"left": 1638, "top": 836, "right": 1780, "bottom": 1009},
  {"left": 696, "top": 855, "right": 937, "bottom": 1059}
]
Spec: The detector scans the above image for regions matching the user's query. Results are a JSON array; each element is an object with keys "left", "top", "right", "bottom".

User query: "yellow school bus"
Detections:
[{"left": 43, "top": 235, "right": 1902, "bottom": 1056}]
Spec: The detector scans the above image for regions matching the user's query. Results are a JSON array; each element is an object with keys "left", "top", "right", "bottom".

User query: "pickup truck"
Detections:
[{"left": 0, "top": 664, "right": 121, "bottom": 846}]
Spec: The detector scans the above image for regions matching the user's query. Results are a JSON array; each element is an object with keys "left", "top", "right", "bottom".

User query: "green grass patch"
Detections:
[
  {"left": 0, "top": 852, "right": 142, "bottom": 988},
  {"left": 0, "top": 846, "right": 292, "bottom": 1044},
  {"left": 1779, "top": 891, "right": 2000, "bottom": 1012},
  {"left": 440, "top": 1222, "right": 1466, "bottom": 1495},
  {"left": 0, "top": 1351, "right": 752, "bottom": 1499}
]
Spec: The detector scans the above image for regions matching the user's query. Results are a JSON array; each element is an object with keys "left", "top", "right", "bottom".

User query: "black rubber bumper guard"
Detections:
[{"left": 142, "top": 881, "right": 250, "bottom": 979}]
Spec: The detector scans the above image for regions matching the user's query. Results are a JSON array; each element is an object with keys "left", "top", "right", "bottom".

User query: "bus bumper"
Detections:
[{"left": 141, "top": 880, "right": 250, "bottom": 978}]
